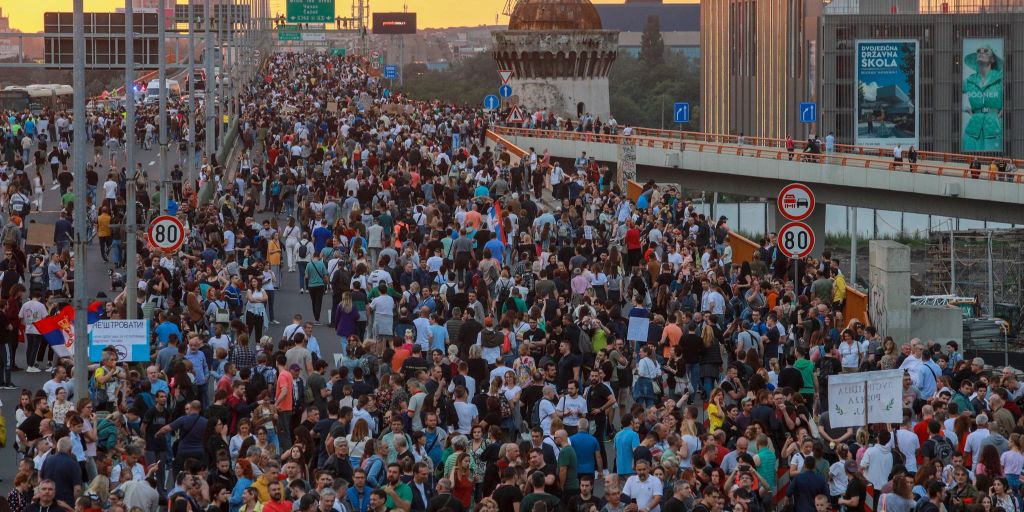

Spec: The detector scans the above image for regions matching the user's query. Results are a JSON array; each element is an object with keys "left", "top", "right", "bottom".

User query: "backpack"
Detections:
[
  {"left": 250, "top": 365, "right": 270, "bottom": 394},
  {"left": 929, "top": 435, "right": 955, "bottom": 465},
  {"left": 529, "top": 398, "right": 553, "bottom": 427},
  {"left": 1, "top": 224, "right": 17, "bottom": 247},
  {"left": 211, "top": 300, "right": 230, "bottom": 324},
  {"left": 298, "top": 241, "right": 310, "bottom": 259},
  {"left": 487, "top": 264, "right": 499, "bottom": 283},
  {"left": 499, "top": 394, "right": 513, "bottom": 418}
]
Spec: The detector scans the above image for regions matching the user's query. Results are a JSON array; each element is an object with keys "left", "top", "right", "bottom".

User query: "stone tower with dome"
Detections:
[{"left": 492, "top": 0, "right": 619, "bottom": 122}]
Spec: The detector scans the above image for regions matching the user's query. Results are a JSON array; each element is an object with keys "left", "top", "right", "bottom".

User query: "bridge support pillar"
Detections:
[
  {"left": 868, "top": 240, "right": 911, "bottom": 345},
  {"left": 771, "top": 202, "right": 826, "bottom": 258}
]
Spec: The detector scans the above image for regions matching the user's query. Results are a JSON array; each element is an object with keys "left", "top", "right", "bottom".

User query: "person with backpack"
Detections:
[
  {"left": 922, "top": 419, "right": 955, "bottom": 468},
  {"left": 295, "top": 233, "right": 313, "bottom": 293}
]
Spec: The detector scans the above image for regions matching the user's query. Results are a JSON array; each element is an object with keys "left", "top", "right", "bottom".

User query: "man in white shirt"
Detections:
[
  {"left": 622, "top": 459, "right": 663, "bottom": 512},
  {"left": 452, "top": 386, "right": 478, "bottom": 435},
  {"left": 554, "top": 381, "right": 588, "bottom": 435},
  {"left": 19, "top": 289, "right": 49, "bottom": 373},
  {"left": 42, "top": 365, "right": 72, "bottom": 402},
  {"left": 964, "top": 414, "right": 992, "bottom": 470},
  {"left": 412, "top": 307, "right": 431, "bottom": 353},
  {"left": 887, "top": 416, "right": 921, "bottom": 474},
  {"left": 860, "top": 431, "right": 895, "bottom": 489}
]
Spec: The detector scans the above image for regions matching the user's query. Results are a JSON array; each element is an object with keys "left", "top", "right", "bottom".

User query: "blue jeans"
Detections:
[
  {"left": 297, "top": 262, "right": 308, "bottom": 289},
  {"left": 702, "top": 376, "right": 717, "bottom": 398},
  {"left": 266, "top": 289, "right": 276, "bottom": 322},
  {"left": 687, "top": 363, "right": 701, "bottom": 394},
  {"left": 111, "top": 239, "right": 123, "bottom": 267}
]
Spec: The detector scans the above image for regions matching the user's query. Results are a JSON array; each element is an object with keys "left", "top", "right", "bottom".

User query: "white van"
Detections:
[{"left": 144, "top": 79, "right": 182, "bottom": 105}]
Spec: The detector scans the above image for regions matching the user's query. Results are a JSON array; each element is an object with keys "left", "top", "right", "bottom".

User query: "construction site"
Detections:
[{"left": 924, "top": 229, "right": 1024, "bottom": 345}]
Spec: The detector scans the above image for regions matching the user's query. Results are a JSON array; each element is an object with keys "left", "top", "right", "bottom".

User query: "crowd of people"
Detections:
[{"left": 0, "top": 50, "right": 1016, "bottom": 512}]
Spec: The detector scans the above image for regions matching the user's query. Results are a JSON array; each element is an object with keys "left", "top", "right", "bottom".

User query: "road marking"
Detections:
[
  {"left": 149, "top": 161, "right": 156, "bottom": 166},
  {"left": 50, "top": 184, "right": 60, "bottom": 190}
]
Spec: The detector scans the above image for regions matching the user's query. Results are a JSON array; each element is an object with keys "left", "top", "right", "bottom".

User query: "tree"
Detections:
[{"left": 640, "top": 15, "right": 665, "bottom": 65}]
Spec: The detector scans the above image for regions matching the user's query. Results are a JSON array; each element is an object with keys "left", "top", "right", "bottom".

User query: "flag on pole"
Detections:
[
  {"left": 494, "top": 200, "right": 506, "bottom": 245},
  {"left": 87, "top": 300, "right": 104, "bottom": 325},
  {"left": 33, "top": 306, "right": 76, "bottom": 358}
]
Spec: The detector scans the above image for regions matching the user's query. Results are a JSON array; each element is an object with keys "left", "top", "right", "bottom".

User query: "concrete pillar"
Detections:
[
  {"left": 772, "top": 202, "right": 826, "bottom": 258},
  {"left": 868, "top": 240, "right": 912, "bottom": 345}
]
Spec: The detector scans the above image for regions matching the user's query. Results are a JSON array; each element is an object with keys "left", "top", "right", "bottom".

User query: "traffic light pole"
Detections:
[{"left": 125, "top": 0, "right": 138, "bottom": 319}]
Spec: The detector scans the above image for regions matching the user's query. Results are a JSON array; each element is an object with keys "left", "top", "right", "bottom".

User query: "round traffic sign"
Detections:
[
  {"left": 148, "top": 215, "right": 186, "bottom": 253},
  {"left": 499, "top": 84, "right": 513, "bottom": 98},
  {"left": 777, "top": 183, "right": 815, "bottom": 221},
  {"left": 778, "top": 221, "right": 815, "bottom": 259}
]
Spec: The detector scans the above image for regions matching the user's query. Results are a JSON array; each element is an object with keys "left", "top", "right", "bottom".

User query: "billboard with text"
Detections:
[
  {"left": 373, "top": 12, "right": 417, "bottom": 34},
  {"left": 855, "top": 40, "right": 919, "bottom": 149}
]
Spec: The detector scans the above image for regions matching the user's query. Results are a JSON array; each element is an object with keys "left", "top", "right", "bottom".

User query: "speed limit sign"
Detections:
[
  {"left": 778, "top": 221, "right": 815, "bottom": 259},
  {"left": 148, "top": 215, "right": 185, "bottom": 253}
]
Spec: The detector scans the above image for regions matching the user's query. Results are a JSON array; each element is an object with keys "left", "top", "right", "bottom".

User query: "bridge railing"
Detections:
[
  {"left": 492, "top": 126, "right": 1024, "bottom": 184},
  {"left": 629, "top": 126, "right": 1018, "bottom": 169}
]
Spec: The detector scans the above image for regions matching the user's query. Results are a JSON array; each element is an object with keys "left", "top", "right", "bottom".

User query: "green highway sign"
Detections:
[
  {"left": 331, "top": 48, "right": 347, "bottom": 57},
  {"left": 286, "top": 0, "right": 335, "bottom": 23},
  {"left": 278, "top": 24, "right": 300, "bottom": 40}
]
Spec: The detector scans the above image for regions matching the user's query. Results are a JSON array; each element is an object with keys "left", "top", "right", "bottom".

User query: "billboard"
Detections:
[
  {"left": 855, "top": 40, "right": 919, "bottom": 149},
  {"left": 962, "top": 38, "right": 1004, "bottom": 153},
  {"left": 373, "top": 12, "right": 417, "bottom": 34}
]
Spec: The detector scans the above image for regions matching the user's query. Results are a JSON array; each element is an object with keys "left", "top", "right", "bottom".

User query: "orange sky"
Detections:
[{"left": 4, "top": 0, "right": 695, "bottom": 33}]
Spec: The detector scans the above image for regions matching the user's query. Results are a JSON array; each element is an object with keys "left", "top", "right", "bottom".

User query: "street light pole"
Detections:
[
  {"left": 125, "top": 0, "right": 138, "bottom": 320},
  {"left": 158, "top": 0, "right": 169, "bottom": 214},
  {"left": 188, "top": 0, "right": 196, "bottom": 180},
  {"left": 71, "top": 0, "right": 90, "bottom": 394},
  {"left": 205, "top": 0, "right": 215, "bottom": 164}
]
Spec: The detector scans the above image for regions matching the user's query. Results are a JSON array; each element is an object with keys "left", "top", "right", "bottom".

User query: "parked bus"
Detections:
[{"left": 0, "top": 84, "right": 74, "bottom": 113}]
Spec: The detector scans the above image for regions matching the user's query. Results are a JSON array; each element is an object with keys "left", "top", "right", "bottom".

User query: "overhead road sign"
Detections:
[{"left": 286, "top": 0, "right": 335, "bottom": 23}]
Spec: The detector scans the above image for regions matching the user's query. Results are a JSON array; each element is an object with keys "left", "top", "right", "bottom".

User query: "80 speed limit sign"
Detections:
[
  {"left": 148, "top": 215, "right": 186, "bottom": 253},
  {"left": 778, "top": 221, "right": 815, "bottom": 259}
]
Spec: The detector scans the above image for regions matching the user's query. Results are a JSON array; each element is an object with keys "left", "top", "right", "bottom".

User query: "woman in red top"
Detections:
[
  {"left": 625, "top": 221, "right": 642, "bottom": 268},
  {"left": 449, "top": 452, "right": 474, "bottom": 508}
]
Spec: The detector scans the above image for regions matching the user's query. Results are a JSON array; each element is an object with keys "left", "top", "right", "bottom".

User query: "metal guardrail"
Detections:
[{"left": 491, "top": 126, "right": 1024, "bottom": 184}]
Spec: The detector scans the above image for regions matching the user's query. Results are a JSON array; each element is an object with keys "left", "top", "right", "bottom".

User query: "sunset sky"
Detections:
[{"left": 4, "top": 0, "right": 694, "bottom": 33}]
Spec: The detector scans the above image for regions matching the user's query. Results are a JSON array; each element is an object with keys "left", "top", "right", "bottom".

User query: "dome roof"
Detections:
[{"left": 508, "top": 0, "right": 603, "bottom": 31}]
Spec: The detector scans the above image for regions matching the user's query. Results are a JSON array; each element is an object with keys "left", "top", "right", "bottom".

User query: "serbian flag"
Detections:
[
  {"left": 33, "top": 306, "right": 76, "bottom": 358},
  {"left": 493, "top": 200, "right": 507, "bottom": 245},
  {"left": 87, "top": 301, "right": 104, "bottom": 324}
]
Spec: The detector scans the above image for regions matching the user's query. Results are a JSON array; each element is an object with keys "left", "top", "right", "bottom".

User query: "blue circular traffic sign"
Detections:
[
  {"left": 499, "top": 84, "right": 513, "bottom": 98},
  {"left": 484, "top": 95, "right": 500, "bottom": 110}
]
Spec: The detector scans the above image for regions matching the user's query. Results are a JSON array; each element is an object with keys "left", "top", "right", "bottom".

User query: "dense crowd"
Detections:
[{"left": 0, "top": 50, "right": 1016, "bottom": 512}]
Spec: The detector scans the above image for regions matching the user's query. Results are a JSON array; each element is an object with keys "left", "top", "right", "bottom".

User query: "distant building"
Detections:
[
  {"left": 818, "top": 1, "right": 1024, "bottom": 157},
  {"left": 593, "top": 2, "right": 699, "bottom": 60},
  {"left": 493, "top": 0, "right": 618, "bottom": 120},
  {"left": 700, "top": 0, "right": 820, "bottom": 139}
]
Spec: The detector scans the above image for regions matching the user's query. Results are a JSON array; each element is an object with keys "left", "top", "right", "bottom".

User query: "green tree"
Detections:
[{"left": 639, "top": 15, "right": 665, "bottom": 65}]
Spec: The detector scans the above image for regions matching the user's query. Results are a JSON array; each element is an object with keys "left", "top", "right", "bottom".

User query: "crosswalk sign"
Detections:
[{"left": 506, "top": 106, "right": 526, "bottom": 124}]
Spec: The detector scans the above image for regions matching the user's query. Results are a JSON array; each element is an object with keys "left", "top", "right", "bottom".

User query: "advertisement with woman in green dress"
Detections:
[{"left": 962, "top": 38, "right": 1004, "bottom": 152}]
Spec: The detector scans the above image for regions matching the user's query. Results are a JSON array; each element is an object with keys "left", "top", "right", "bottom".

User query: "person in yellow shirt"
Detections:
[
  {"left": 97, "top": 206, "right": 113, "bottom": 263},
  {"left": 251, "top": 460, "right": 286, "bottom": 502},
  {"left": 832, "top": 259, "right": 847, "bottom": 310},
  {"left": 267, "top": 234, "right": 283, "bottom": 273},
  {"left": 707, "top": 388, "right": 726, "bottom": 432}
]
